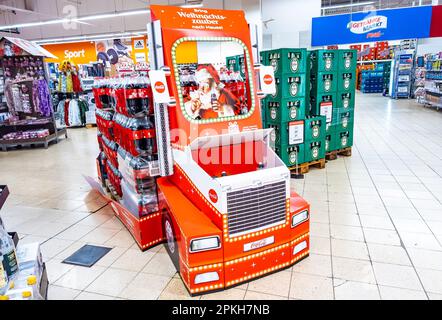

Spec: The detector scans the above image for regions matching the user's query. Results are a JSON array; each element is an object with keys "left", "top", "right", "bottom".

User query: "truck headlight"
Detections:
[
  {"left": 194, "top": 272, "right": 220, "bottom": 285},
  {"left": 292, "top": 210, "right": 309, "bottom": 228},
  {"left": 190, "top": 236, "right": 221, "bottom": 253}
]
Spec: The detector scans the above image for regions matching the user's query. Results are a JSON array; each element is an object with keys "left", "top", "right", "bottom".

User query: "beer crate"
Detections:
[
  {"left": 274, "top": 143, "right": 305, "bottom": 167},
  {"left": 260, "top": 51, "right": 267, "bottom": 65},
  {"left": 310, "top": 93, "right": 336, "bottom": 117},
  {"left": 238, "top": 55, "right": 247, "bottom": 78},
  {"left": 266, "top": 48, "right": 308, "bottom": 74},
  {"left": 260, "top": 97, "right": 267, "bottom": 125},
  {"left": 268, "top": 120, "right": 305, "bottom": 147},
  {"left": 304, "top": 115, "right": 326, "bottom": 142},
  {"left": 337, "top": 72, "right": 356, "bottom": 92},
  {"left": 336, "top": 91, "right": 355, "bottom": 111},
  {"left": 265, "top": 97, "right": 307, "bottom": 123},
  {"left": 310, "top": 71, "right": 338, "bottom": 95},
  {"left": 226, "top": 55, "right": 240, "bottom": 72},
  {"left": 304, "top": 140, "right": 326, "bottom": 163},
  {"left": 337, "top": 49, "right": 358, "bottom": 72},
  {"left": 333, "top": 130, "right": 354, "bottom": 151},
  {"left": 270, "top": 73, "right": 307, "bottom": 100},
  {"left": 333, "top": 109, "right": 355, "bottom": 132},
  {"left": 325, "top": 134, "right": 339, "bottom": 153},
  {"left": 310, "top": 49, "right": 338, "bottom": 73}
]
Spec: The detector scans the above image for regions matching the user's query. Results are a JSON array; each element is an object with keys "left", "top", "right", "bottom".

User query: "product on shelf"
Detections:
[{"left": 1, "top": 129, "right": 50, "bottom": 140}]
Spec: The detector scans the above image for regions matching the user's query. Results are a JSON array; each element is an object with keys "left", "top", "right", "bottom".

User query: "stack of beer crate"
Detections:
[
  {"left": 261, "top": 48, "right": 309, "bottom": 167},
  {"left": 309, "top": 49, "right": 338, "bottom": 158},
  {"left": 328, "top": 49, "right": 357, "bottom": 154}
]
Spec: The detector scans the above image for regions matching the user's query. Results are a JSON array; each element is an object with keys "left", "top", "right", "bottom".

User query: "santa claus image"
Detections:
[{"left": 184, "top": 64, "right": 241, "bottom": 120}]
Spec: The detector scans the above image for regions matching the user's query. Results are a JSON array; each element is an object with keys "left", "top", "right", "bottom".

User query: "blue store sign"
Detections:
[{"left": 312, "top": 6, "right": 433, "bottom": 46}]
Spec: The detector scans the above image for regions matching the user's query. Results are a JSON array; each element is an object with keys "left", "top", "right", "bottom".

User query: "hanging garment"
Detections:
[
  {"left": 77, "top": 99, "right": 89, "bottom": 125},
  {"left": 72, "top": 73, "right": 82, "bottom": 93},
  {"left": 20, "top": 82, "right": 34, "bottom": 114},
  {"left": 57, "top": 100, "right": 66, "bottom": 126},
  {"left": 11, "top": 84, "right": 23, "bottom": 113},
  {"left": 58, "top": 73, "right": 67, "bottom": 93},
  {"left": 68, "top": 99, "right": 82, "bottom": 126},
  {"left": 66, "top": 71, "right": 74, "bottom": 93},
  {"left": 4, "top": 80, "right": 15, "bottom": 115},
  {"left": 32, "top": 80, "right": 40, "bottom": 114},
  {"left": 37, "top": 79, "right": 53, "bottom": 117},
  {"left": 64, "top": 100, "right": 70, "bottom": 127}
]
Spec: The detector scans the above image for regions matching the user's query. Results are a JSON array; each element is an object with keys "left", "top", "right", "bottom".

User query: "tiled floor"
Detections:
[{"left": 1, "top": 93, "right": 442, "bottom": 300}]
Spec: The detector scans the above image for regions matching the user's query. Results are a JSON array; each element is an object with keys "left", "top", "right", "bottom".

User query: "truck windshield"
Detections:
[{"left": 171, "top": 37, "right": 255, "bottom": 124}]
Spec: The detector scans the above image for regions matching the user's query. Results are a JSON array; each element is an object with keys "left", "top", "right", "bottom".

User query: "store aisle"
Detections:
[{"left": 1, "top": 94, "right": 442, "bottom": 300}]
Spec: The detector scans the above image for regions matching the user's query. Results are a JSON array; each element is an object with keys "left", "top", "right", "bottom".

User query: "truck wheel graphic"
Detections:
[{"left": 162, "top": 211, "right": 180, "bottom": 272}]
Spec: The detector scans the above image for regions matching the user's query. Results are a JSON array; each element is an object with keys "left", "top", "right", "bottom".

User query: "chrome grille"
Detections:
[{"left": 227, "top": 181, "right": 287, "bottom": 236}]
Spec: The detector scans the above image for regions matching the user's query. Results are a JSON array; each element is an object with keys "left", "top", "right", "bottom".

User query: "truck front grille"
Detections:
[{"left": 227, "top": 181, "right": 287, "bottom": 236}]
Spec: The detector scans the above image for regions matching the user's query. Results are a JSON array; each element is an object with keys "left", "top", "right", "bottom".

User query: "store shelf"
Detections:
[
  {"left": 426, "top": 89, "right": 442, "bottom": 96},
  {"left": 0, "top": 128, "right": 67, "bottom": 152},
  {"left": 0, "top": 185, "right": 9, "bottom": 211}
]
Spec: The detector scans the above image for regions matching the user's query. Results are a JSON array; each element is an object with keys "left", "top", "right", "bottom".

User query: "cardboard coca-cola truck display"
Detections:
[{"left": 88, "top": 5, "right": 310, "bottom": 295}]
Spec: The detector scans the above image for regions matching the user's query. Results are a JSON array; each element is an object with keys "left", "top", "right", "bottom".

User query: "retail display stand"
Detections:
[
  {"left": 88, "top": 5, "right": 310, "bottom": 296},
  {"left": 0, "top": 37, "right": 67, "bottom": 151},
  {"left": 390, "top": 49, "right": 416, "bottom": 99}
]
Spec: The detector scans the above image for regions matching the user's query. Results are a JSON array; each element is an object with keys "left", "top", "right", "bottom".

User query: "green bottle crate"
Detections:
[
  {"left": 337, "top": 49, "right": 358, "bottom": 72},
  {"left": 260, "top": 97, "right": 267, "bottom": 125},
  {"left": 310, "top": 71, "right": 338, "bottom": 95},
  {"left": 305, "top": 140, "right": 326, "bottom": 163},
  {"left": 337, "top": 72, "right": 356, "bottom": 92},
  {"left": 333, "top": 130, "right": 354, "bottom": 150},
  {"left": 325, "top": 122, "right": 338, "bottom": 135},
  {"left": 325, "top": 134, "right": 340, "bottom": 153},
  {"left": 310, "top": 49, "right": 338, "bottom": 73},
  {"left": 274, "top": 143, "right": 305, "bottom": 167},
  {"left": 270, "top": 73, "right": 307, "bottom": 100},
  {"left": 226, "top": 55, "right": 240, "bottom": 72},
  {"left": 336, "top": 91, "right": 355, "bottom": 110},
  {"left": 304, "top": 115, "right": 326, "bottom": 142},
  {"left": 310, "top": 93, "right": 337, "bottom": 116},
  {"left": 266, "top": 48, "right": 308, "bottom": 74},
  {"left": 333, "top": 109, "right": 355, "bottom": 131},
  {"left": 265, "top": 97, "right": 307, "bottom": 123},
  {"left": 238, "top": 55, "right": 247, "bottom": 78},
  {"left": 268, "top": 120, "right": 305, "bottom": 146},
  {"left": 260, "top": 51, "right": 267, "bottom": 65}
]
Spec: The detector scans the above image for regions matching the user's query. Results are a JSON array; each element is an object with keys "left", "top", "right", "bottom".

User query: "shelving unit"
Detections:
[
  {"left": 0, "top": 118, "right": 67, "bottom": 151},
  {"left": 390, "top": 50, "right": 415, "bottom": 99},
  {"left": 416, "top": 54, "right": 442, "bottom": 110}
]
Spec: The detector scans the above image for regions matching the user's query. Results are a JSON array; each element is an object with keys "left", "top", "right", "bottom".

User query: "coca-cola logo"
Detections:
[
  {"left": 250, "top": 240, "right": 267, "bottom": 249},
  {"left": 263, "top": 74, "right": 273, "bottom": 85},
  {"left": 155, "top": 81, "right": 166, "bottom": 94},
  {"left": 209, "top": 189, "right": 218, "bottom": 203}
]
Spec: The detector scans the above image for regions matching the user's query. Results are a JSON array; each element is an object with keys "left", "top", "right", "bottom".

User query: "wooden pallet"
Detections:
[
  {"left": 326, "top": 147, "right": 352, "bottom": 161},
  {"left": 289, "top": 158, "right": 326, "bottom": 175},
  {"left": 86, "top": 124, "right": 97, "bottom": 129}
]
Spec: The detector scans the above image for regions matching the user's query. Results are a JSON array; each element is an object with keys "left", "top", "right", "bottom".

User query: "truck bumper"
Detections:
[{"left": 181, "top": 232, "right": 310, "bottom": 295}]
